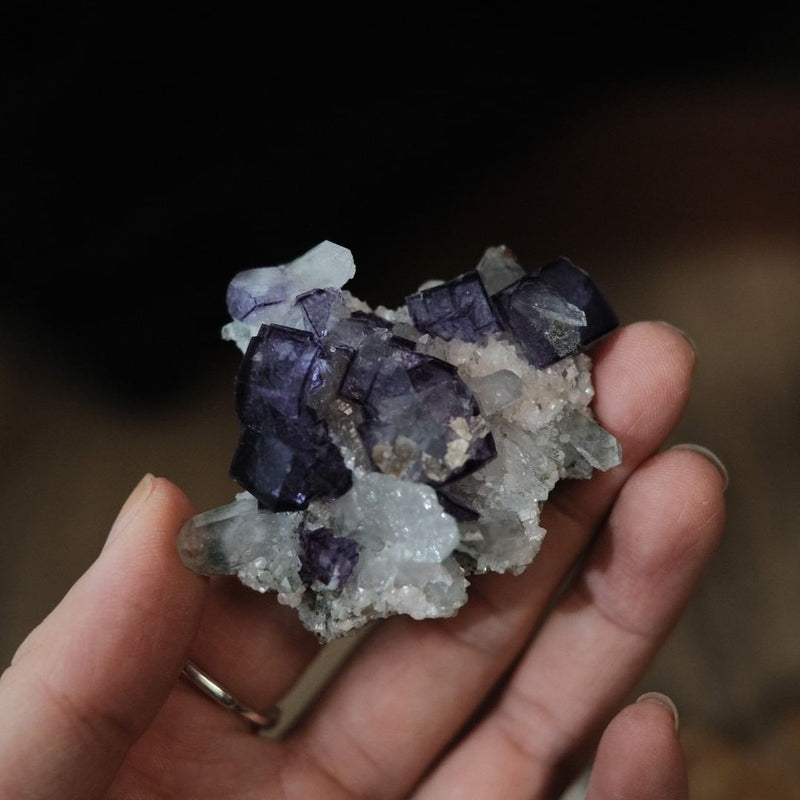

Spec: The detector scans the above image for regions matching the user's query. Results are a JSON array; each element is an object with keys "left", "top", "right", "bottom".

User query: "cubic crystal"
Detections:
[
  {"left": 492, "top": 256, "right": 618, "bottom": 368},
  {"left": 405, "top": 270, "right": 502, "bottom": 343},
  {"left": 298, "top": 526, "right": 359, "bottom": 589}
]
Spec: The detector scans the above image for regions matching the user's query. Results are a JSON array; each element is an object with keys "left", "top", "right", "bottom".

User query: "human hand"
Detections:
[{"left": 0, "top": 321, "right": 726, "bottom": 800}]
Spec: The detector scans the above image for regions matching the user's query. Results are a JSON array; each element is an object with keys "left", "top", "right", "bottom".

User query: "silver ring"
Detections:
[{"left": 181, "top": 660, "right": 281, "bottom": 732}]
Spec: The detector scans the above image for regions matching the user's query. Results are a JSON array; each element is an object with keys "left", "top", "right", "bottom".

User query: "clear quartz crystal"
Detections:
[
  {"left": 177, "top": 242, "right": 622, "bottom": 642},
  {"left": 475, "top": 244, "right": 526, "bottom": 294}
]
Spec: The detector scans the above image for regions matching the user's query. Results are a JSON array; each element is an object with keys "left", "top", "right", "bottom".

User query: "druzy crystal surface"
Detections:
[{"left": 178, "top": 241, "right": 622, "bottom": 642}]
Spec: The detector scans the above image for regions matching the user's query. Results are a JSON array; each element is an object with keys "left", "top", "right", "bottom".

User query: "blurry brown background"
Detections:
[{"left": 3, "top": 6, "right": 800, "bottom": 797}]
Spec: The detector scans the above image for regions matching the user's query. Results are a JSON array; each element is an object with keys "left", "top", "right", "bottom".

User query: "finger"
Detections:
[
  {"left": 586, "top": 694, "right": 688, "bottom": 800},
  {"left": 284, "top": 321, "right": 697, "bottom": 799},
  {"left": 0, "top": 475, "right": 208, "bottom": 800},
  {"left": 418, "top": 445, "right": 724, "bottom": 799},
  {"left": 539, "top": 319, "right": 696, "bottom": 569},
  {"left": 184, "top": 573, "right": 323, "bottom": 729}
]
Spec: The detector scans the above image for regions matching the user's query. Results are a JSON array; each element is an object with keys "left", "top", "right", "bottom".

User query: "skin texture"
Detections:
[{"left": 0, "top": 321, "right": 725, "bottom": 800}]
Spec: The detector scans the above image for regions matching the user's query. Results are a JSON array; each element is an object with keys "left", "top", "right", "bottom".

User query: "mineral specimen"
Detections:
[{"left": 177, "top": 241, "right": 622, "bottom": 642}]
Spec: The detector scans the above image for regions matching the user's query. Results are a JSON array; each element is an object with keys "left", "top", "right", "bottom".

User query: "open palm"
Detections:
[{"left": 0, "top": 321, "right": 726, "bottom": 800}]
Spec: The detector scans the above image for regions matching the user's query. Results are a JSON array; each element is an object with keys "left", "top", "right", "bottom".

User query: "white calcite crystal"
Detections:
[{"left": 177, "top": 241, "right": 622, "bottom": 642}]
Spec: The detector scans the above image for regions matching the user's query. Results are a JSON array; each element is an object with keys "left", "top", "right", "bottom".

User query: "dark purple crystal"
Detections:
[
  {"left": 337, "top": 327, "right": 416, "bottom": 405},
  {"left": 436, "top": 489, "right": 480, "bottom": 522},
  {"left": 492, "top": 276, "right": 585, "bottom": 368},
  {"left": 491, "top": 257, "right": 618, "bottom": 368},
  {"left": 234, "top": 324, "right": 321, "bottom": 422},
  {"left": 538, "top": 257, "right": 618, "bottom": 345},
  {"left": 230, "top": 324, "right": 352, "bottom": 511},
  {"left": 299, "top": 526, "right": 360, "bottom": 588},
  {"left": 230, "top": 413, "right": 352, "bottom": 511},
  {"left": 338, "top": 327, "right": 496, "bottom": 486},
  {"left": 405, "top": 270, "right": 502, "bottom": 342},
  {"left": 296, "top": 288, "right": 338, "bottom": 341},
  {"left": 225, "top": 248, "right": 613, "bottom": 517}
]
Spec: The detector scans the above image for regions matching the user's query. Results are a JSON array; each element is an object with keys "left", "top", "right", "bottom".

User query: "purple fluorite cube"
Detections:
[
  {"left": 230, "top": 323, "right": 352, "bottom": 511},
  {"left": 436, "top": 489, "right": 480, "bottom": 522},
  {"left": 296, "top": 288, "right": 338, "bottom": 341},
  {"left": 337, "top": 328, "right": 496, "bottom": 486},
  {"left": 230, "top": 420, "right": 352, "bottom": 511},
  {"left": 235, "top": 324, "right": 321, "bottom": 422},
  {"left": 538, "top": 257, "right": 618, "bottom": 345},
  {"left": 491, "top": 257, "right": 617, "bottom": 368},
  {"left": 299, "top": 526, "right": 359, "bottom": 588},
  {"left": 405, "top": 270, "right": 502, "bottom": 342},
  {"left": 492, "top": 276, "right": 586, "bottom": 368}
]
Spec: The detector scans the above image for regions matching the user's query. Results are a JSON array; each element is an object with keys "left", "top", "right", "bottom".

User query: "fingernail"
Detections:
[
  {"left": 655, "top": 320, "right": 698, "bottom": 359},
  {"left": 105, "top": 474, "right": 155, "bottom": 548},
  {"left": 670, "top": 443, "right": 729, "bottom": 492},
  {"left": 636, "top": 691, "right": 680, "bottom": 733}
]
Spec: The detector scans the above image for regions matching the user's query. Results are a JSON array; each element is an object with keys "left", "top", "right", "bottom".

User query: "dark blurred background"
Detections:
[{"left": 3, "top": 4, "right": 800, "bottom": 796}]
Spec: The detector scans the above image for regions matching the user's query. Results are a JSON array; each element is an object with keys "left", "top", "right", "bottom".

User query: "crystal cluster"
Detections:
[{"left": 177, "top": 241, "right": 621, "bottom": 642}]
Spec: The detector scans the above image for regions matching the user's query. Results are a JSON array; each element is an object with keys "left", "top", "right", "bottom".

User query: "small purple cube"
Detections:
[{"left": 406, "top": 271, "right": 502, "bottom": 342}]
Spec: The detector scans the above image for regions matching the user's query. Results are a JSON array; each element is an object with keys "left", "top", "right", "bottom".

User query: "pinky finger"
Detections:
[{"left": 586, "top": 693, "right": 688, "bottom": 800}]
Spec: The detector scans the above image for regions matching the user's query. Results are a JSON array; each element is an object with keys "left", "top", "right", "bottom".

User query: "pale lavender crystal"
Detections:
[
  {"left": 226, "top": 240, "right": 355, "bottom": 330},
  {"left": 227, "top": 281, "right": 288, "bottom": 322},
  {"left": 405, "top": 270, "right": 502, "bottom": 342}
]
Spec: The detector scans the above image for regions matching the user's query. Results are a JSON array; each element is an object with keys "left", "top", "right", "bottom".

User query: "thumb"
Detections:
[{"left": 0, "top": 475, "right": 209, "bottom": 800}]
